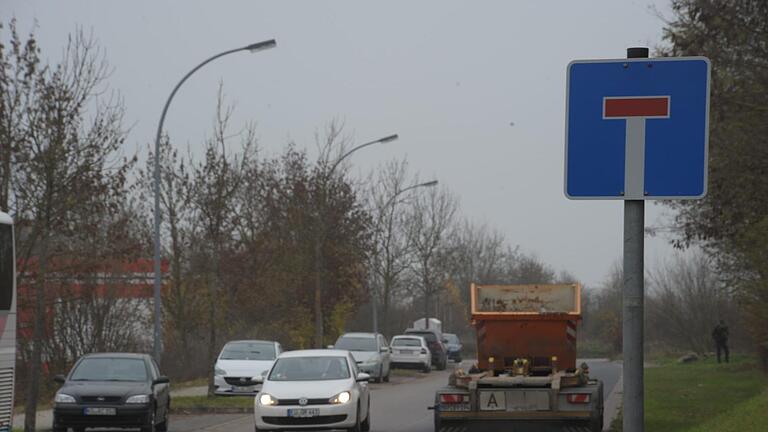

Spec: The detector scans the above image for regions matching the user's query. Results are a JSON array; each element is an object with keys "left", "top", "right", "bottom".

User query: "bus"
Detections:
[{"left": 0, "top": 212, "right": 15, "bottom": 432}]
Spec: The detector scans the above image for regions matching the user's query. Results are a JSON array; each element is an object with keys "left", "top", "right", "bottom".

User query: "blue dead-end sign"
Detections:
[{"left": 564, "top": 57, "right": 710, "bottom": 200}]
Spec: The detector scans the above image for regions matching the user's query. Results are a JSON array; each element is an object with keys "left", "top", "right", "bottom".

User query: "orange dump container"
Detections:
[{"left": 470, "top": 284, "right": 581, "bottom": 371}]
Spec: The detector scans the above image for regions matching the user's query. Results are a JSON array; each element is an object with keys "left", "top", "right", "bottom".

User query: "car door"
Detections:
[
  {"left": 379, "top": 335, "right": 391, "bottom": 375},
  {"left": 150, "top": 359, "right": 170, "bottom": 418},
  {"left": 349, "top": 354, "right": 369, "bottom": 416}
]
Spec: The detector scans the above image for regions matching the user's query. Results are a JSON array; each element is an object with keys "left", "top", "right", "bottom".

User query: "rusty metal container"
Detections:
[{"left": 470, "top": 284, "right": 581, "bottom": 371}]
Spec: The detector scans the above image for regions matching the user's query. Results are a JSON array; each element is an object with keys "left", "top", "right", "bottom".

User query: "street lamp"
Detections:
[
  {"left": 328, "top": 134, "right": 399, "bottom": 176},
  {"left": 152, "top": 39, "right": 277, "bottom": 362},
  {"left": 371, "top": 179, "right": 438, "bottom": 334},
  {"left": 312, "top": 133, "right": 398, "bottom": 348}
]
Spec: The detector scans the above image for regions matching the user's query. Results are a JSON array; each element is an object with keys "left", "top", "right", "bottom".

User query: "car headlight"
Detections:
[
  {"left": 54, "top": 393, "right": 76, "bottom": 404},
  {"left": 259, "top": 393, "right": 277, "bottom": 406},
  {"left": 126, "top": 394, "right": 151, "bottom": 404},
  {"left": 329, "top": 391, "right": 351, "bottom": 405},
  {"left": 215, "top": 366, "right": 227, "bottom": 376}
]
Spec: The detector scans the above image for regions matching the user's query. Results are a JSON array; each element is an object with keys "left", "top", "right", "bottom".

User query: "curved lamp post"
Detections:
[
  {"left": 371, "top": 180, "right": 438, "bottom": 334},
  {"left": 312, "top": 134, "right": 399, "bottom": 348},
  {"left": 152, "top": 39, "right": 277, "bottom": 361}
]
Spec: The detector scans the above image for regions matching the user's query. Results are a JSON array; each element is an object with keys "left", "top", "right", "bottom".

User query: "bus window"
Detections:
[{"left": 0, "top": 224, "right": 12, "bottom": 311}]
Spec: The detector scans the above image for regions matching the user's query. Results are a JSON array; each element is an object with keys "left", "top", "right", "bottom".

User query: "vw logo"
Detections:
[{"left": 298, "top": 398, "right": 308, "bottom": 406}]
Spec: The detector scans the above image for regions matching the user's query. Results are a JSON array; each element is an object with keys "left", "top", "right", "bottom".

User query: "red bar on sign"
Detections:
[{"left": 604, "top": 97, "right": 669, "bottom": 118}]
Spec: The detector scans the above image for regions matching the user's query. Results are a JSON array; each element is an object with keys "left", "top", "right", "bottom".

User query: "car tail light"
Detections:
[
  {"left": 566, "top": 394, "right": 591, "bottom": 404},
  {"left": 439, "top": 394, "right": 468, "bottom": 404},
  {"left": 421, "top": 348, "right": 428, "bottom": 355}
]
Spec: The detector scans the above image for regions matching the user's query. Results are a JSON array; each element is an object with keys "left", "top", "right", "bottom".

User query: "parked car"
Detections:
[
  {"left": 332, "top": 332, "right": 391, "bottom": 383},
  {"left": 214, "top": 340, "right": 282, "bottom": 395},
  {"left": 52, "top": 353, "right": 170, "bottom": 432},
  {"left": 253, "top": 349, "right": 371, "bottom": 432},
  {"left": 404, "top": 328, "right": 447, "bottom": 370},
  {"left": 442, "top": 333, "right": 463, "bottom": 362},
  {"left": 389, "top": 335, "right": 431, "bottom": 372}
]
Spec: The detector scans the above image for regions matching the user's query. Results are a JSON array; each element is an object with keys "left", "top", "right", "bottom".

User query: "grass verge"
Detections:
[
  {"left": 614, "top": 355, "right": 767, "bottom": 431},
  {"left": 171, "top": 395, "right": 253, "bottom": 413}
]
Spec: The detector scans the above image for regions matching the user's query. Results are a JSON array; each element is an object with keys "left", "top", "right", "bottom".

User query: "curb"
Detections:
[
  {"left": 603, "top": 364, "right": 623, "bottom": 431},
  {"left": 171, "top": 406, "right": 251, "bottom": 415}
]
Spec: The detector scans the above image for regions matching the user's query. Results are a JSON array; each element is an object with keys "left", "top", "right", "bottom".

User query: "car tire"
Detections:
[
  {"left": 423, "top": 363, "right": 431, "bottom": 373},
  {"left": 156, "top": 405, "right": 169, "bottom": 432},
  {"left": 361, "top": 400, "right": 371, "bottom": 432},
  {"left": 141, "top": 406, "right": 156, "bottom": 432},
  {"left": 383, "top": 367, "right": 390, "bottom": 383},
  {"left": 374, "top": 366, "right": 383, "bottom": 383},
  {"left": 347, "top": 403, "right": 362, "bottom": 432},
  {"left": 52, "top": 417, "right": 66, "bottom": 432}
]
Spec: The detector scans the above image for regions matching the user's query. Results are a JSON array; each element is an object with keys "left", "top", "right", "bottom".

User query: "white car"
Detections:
[
  {"left": 333, "top": 332, "right": 391, "bottom": 383},
  {"left": 390, "top": 335, "right": 431, "bottom": 372},
  {"left": 214, "top": 340, "right": 282, "bottom": 396},
  {"left": 254, "top": 350, "right": 371, "bottom": 432}
]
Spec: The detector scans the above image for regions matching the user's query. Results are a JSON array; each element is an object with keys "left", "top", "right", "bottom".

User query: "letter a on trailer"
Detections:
[{"left": 564, "top": 57, "right": 710, "bottom": 200}]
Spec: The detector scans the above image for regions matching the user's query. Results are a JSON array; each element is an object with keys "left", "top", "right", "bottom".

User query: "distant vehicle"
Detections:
[
  {"left": 0, "top": 213, "right": 15, "bottom": 432},
  {"left": 253, "top": 349, "right": 371, "bottom": 432},
  {"left": 412, "top": 317, "right": 442, "bottom": 333},
  {"left": 214, "top": 340, "right": 282, "bottom": 396},
  {"left": 404, "top": 328, "right": 447, "bottom": 370},
  {"left": 442, "top": 333, "right": 463, "bottom": 362},
  {"left": 332, "top": 333, "right": 391, "bottom": 383},
  {"left": 390, "top": 335, "right": 431, "bottom": 372},
  {"left": 52, "top": 353, "right": 171, "bottom": 432}
]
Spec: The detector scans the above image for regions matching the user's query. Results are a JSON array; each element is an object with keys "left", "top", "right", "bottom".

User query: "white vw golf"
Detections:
[{"left": 254, "top": 350, "right": 371, "bottom": 432}]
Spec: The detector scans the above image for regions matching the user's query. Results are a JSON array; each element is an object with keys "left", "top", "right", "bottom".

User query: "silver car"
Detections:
[{"left": 333, "top": 333, "right": 391, "bottom": 383}]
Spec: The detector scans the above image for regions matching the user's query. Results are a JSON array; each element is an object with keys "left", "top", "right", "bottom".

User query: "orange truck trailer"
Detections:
[{"left": 431, "top": 284, "right": 603, "bottom": 432}]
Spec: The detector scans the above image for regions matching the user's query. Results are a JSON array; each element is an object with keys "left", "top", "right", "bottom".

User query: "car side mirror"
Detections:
[
  {"left": 356, "top": 373, "right": 371, "bottom": 382},
  {"left": 53, "top": 374, "right": 66, "bottom": 384},
  {"left": 153, "top": 376, "right": 170, "bottom": 385},
  {"left": 380, "top": 346, "right": 389, "bottom": 353}
]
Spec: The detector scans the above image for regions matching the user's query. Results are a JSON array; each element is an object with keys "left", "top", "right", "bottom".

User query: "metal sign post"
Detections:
[
  {"left": 623, "top": 47, "right": 648, "bottom": 432},
  {"left": 564, "top": 47, "right": 711, "bottom": 432}
]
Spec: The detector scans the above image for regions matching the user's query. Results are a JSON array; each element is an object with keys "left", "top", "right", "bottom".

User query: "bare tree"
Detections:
[
  {"left": 647, "top": 251, "right": 737, "bottom": 354},
  {"left": 368, "top": 158, "right": 419, "bottom": 336},
  {"left": 187, "top": 86, "right": 255, "bottom": 395},
  {"left": 6, "top": 28, "right": 133, "bottom": 431},
  {"left": 407, "top": 186, "right": 457, "bottom": 328}
]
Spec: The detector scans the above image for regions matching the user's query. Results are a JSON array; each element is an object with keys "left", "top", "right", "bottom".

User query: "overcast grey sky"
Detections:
[{"left": 3, "top": 0, "right": 682, "bottom": 287}]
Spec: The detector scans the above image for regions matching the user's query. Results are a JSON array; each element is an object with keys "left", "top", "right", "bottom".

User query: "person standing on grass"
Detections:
[{"left": 712, "top": 320, "right": 730, "bottom": 364}]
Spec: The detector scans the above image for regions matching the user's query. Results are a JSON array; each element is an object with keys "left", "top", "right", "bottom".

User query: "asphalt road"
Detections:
[{"left": 167, "top": 359, "right": 621, "bottom": 432}]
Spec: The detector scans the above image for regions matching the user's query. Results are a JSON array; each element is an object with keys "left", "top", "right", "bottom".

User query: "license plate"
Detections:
[
  {"left": 399, "top": 350, "right": 413, "bottom": 355},
  {"left": 84, "top": 407, "right": 116, "bottom": 416},
  {"left": 287, "top": 408, "right": 320, "bottom": 418},
  {"left": 440, "top": 403, "right": 470, "bottom": 412},
  {"left": 233, "top": 386, "right": 256, "bottom": 393}
]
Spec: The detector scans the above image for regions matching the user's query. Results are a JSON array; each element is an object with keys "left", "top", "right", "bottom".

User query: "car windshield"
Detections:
[
  {"left": 70, "top": 358, "right": 147, "bottom": 382},
  {"left": 392, "top": 337, "right": 422, "bottom": 347},
  {"left": 220, "top": 342, "right": 276, "bottom": 360},
  {"left": 407, "top": 331, "right": 437, "bottom": 343},
  {"left": 443, "top": 334, "right": 460, "bottom": 344},
  {"left": 334, "top": 336, "right": 377, "bottom": 352},
  {"left": 269, "top": 356, "right": 350, "bottom": 381}
]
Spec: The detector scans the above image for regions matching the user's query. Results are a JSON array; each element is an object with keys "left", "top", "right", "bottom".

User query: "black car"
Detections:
[
  {"left": 404, "top": 328, "right": 448, "bottom": 370},
  {"left": 442, "top": 333, "right": 463, "bottom": 362},
  {"left": 52, "top": 353, "right": 171, "bottom": 432}
]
